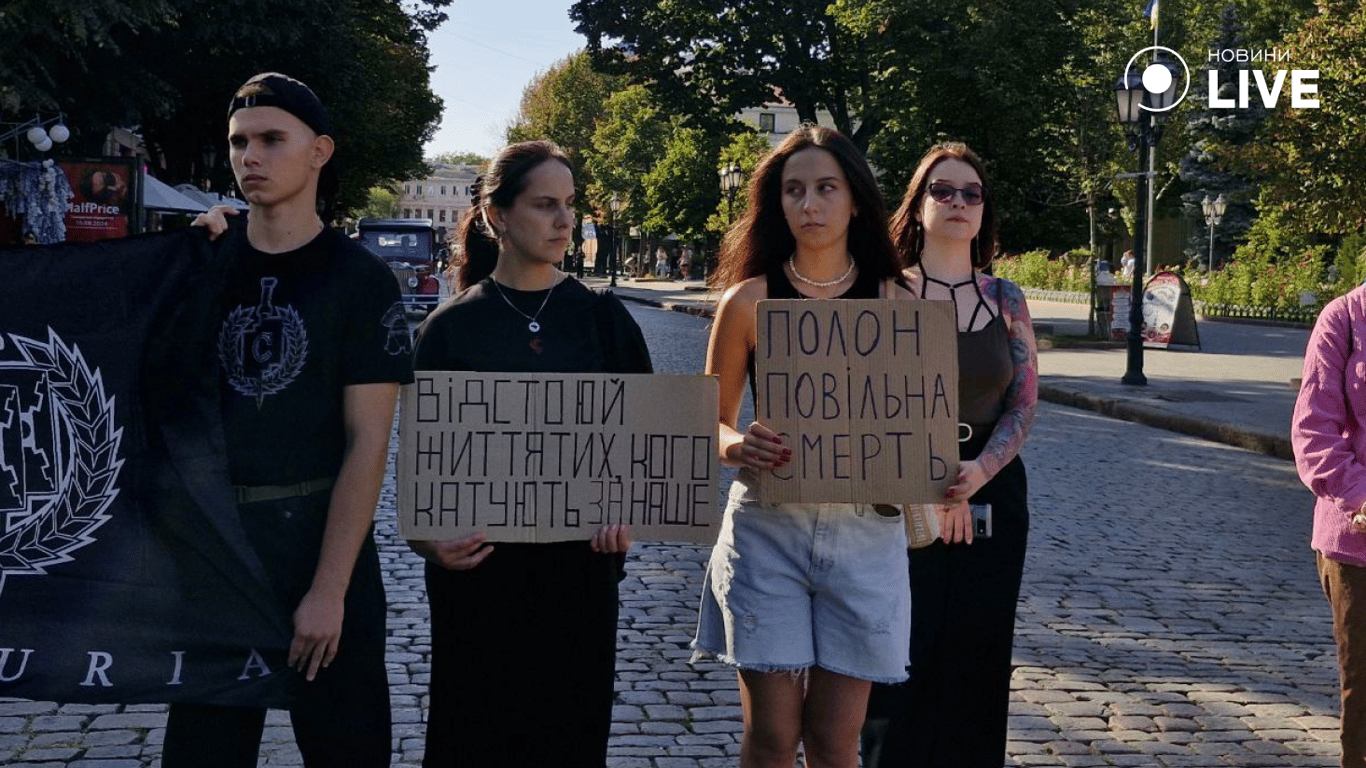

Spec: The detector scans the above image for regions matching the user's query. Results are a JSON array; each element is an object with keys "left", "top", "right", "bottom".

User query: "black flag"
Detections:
[{"left": 0, "top": 230, "right": 293, "bottom": 706}]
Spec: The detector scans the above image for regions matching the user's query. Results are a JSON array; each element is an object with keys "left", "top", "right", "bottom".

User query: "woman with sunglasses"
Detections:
[
  {"left": 693, "top": 125, "right": 915, "bottom": 768},
  {"left": 862, "top": 142, "right": 1038, "bottom": 768}
]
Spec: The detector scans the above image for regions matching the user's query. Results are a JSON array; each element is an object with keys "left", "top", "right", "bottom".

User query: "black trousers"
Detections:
[
  {"left": 421, "top": 541, "right": 621, "bottom": 768},
  {"left": 162, "top": 493, "right": 391, "bottom": 768},
  {"left": 863, "top": 450, "right": 1029, "bottom": 768}
]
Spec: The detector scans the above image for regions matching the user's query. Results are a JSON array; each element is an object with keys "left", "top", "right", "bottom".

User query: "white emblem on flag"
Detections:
[{"left": 0, "top": 329, "right": 123, "bottom": 597}]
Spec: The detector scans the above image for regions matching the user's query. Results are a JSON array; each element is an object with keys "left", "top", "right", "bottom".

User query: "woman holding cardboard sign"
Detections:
[
  {"left": 861, "top": 142, "right": 1038, "bottom": 768},
  {"left": 406, "top": 140, "right": 652, "bottom": 768},
  {"left": 692, "top": 125, "right": 916, "bottom": 768}
]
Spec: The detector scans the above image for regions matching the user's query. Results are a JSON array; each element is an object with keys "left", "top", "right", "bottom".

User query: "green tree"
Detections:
[
  {"left": 428, "top": 151, "right": 489, "bottom": 167},
  {"left": 1177, "top": 4, "right": 1269, "bottom": 270},
  {"left": 506, "top": 51, "right": 624, "bottom": 233},
  {"left": 357, "top": 184, "right": 400, "bottom": 220},
  {"left": 506, "top": 52, "right": 621, "bottom": 168},
  {"left": 584, "top": 85, "right": 671, "bottom": 229},
  {"left": 1242, "top": 0, "right": 1366, "bottom": 238},
  {"left": 642, "top": 126, "right": 723, "bottom": 243},
  {"left": 3, "top": 0, "right": 449, "bottom": 219},
  {"left": 571, "top": 0, "right": 892, "bottom": 149},
  {"left": 0, "top": 0, "right": 174, "bottom": 112}
]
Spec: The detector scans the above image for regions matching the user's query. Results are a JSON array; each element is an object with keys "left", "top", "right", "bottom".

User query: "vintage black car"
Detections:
[{"left": 356, "top": 217, "right": 446, "bottom": 315}]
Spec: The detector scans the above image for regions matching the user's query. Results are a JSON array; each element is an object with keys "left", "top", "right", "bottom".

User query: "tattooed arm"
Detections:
[
  {"left": 979, "top": 275, "right": 1038, "bottom": 479},
  {"left": 944, "top": 275, "right": 1039, "bottom": 504}
]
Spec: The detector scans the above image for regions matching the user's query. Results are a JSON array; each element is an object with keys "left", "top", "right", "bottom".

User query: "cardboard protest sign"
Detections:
[
  {"left": 399, "top": 372, "right": 719, "bottom": 544},
  {"left": 755, "top": 299, "right": 958, "bottom": 504}
]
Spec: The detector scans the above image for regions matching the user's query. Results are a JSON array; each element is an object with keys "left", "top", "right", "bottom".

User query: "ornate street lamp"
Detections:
[
  {"left": 1114, "top": 58, "right": 1180, "bottom": 386},
  {"left": 609, "top": 193, "right": 621, "bottom": 288},
  {"left": 719, "top": 164, "right": 742, "bottom": 224},
  {"left": 713, "top": 164, "right": 743, "bottom": 281},
  {"left": 1201, "top": 193, "right": 1227, "bottom": 275}
]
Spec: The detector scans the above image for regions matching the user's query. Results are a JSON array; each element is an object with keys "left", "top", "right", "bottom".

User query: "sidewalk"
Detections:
[{"left": 587, "top": 276, "right": 1310, "bottom": 461}]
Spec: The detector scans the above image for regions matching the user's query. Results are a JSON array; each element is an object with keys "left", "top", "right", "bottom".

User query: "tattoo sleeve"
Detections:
[{"left": 976, "top": 275, "right": 1038, "bottom": 481}]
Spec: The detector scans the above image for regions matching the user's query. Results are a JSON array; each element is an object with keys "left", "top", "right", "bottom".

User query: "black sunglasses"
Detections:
[{"left": 926, "top": 182, "right": 985, "bottom": 206}]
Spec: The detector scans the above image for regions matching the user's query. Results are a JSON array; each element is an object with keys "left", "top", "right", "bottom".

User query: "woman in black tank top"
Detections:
[
  {"left": 862, "top": 144, "right": 1040, "bottom": 768},
  {"left": 696, "top": 126, "right": 916, "bottom": 768}
]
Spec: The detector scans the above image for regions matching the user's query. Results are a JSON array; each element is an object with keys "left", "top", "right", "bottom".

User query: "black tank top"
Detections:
[{"left": 746, "top": 264, "right": 883, "bottom": 400}]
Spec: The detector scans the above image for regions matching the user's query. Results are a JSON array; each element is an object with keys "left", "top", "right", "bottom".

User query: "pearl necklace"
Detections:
[
  {"left": 491, "top": 276, "right": 561, "bottom": 333},
  {"left": 788, "top": 253, "right": 856, "bottom": 288}
]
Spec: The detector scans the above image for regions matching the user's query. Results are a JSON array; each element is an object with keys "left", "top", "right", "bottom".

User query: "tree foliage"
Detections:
[
  {"left": 571, "top": 0, "right": 890, "bottom": 148},
  {"left": 584, "top": 85, "right": 672, "bottom": 227},
  {"left": 1241, "top": 0, "right": 1366, "bottom": 237},
  {"left": 357, "top": 184, "right": 400, "bottom": 220},
  {"left": 428, "top": 151, "right": 489, "bottom": 167},
  {"left": 2, "top": 0, "right": 449, "bottom": 218}
]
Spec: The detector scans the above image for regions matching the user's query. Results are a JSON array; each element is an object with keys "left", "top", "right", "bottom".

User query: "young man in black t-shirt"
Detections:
[{"left": 162, "top": 72, "right": 412, "bottom": 768}]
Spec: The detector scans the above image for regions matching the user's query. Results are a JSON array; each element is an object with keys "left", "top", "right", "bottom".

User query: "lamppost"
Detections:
[
  {"left": 1201, "top": 193, "right": 1227, "bottom": 275},
  {"left": 609, "top": 193, "right": 621, "bottom": 288},
  {"left": 716, "top": 164, "right": 742, "bottom": 280},
  {"left": 1114, "top": 58, "right": 1180, "bottom": 386},
  {"left": 1, "top": 113, "right": 71, "bottom": 157}
]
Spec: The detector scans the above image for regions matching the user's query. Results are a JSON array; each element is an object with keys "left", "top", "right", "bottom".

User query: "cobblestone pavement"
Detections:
[{"left": 1, "top": 305, "right": 1341, "bottom": 767}]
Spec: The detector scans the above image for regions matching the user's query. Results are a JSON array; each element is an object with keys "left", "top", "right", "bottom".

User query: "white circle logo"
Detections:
[
  {"left": 1123, "top": 46, "right": 1191, "bottom": 112},
  {"left": 0, "top": 330, "right": 123, "bottom": 597}
]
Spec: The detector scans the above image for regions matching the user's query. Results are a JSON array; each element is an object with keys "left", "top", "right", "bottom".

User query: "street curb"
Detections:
[
  {"left": 613, "top": 290, "right": 1295, "bottom": 461},
  {"left": 1037, "top": 383, "right": 1294, "bottom": 461},
  {"left": 611, "top": 290, "right": 715, "bottom": 320}
]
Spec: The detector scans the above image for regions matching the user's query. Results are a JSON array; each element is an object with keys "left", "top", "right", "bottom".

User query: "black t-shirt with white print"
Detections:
[{"left": 217, "top": 226, "right": 415, "bottom": 486}]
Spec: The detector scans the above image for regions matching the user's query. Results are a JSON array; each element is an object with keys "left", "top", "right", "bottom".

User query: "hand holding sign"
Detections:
[
  {"left": 728, "top": 420, "right": 791, "bottom": 472},
  {"left": 408, "top": 532, "right": 494, "bottom": 571}
]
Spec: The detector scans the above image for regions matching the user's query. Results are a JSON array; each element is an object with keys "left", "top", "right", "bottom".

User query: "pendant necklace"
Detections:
[
  {"left": 788, "top": 253, "right": 856, "bottom": 288},
  {"left": 491, "top": 276, "right": 562, "bottom": 333}
]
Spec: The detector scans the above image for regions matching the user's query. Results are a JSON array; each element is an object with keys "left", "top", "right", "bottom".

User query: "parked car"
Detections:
[{"left": 356, "top": 217, "right": 446, "bottom": 315}]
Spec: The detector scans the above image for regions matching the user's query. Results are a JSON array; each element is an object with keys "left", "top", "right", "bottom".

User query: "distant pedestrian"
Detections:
[
  {"left": 1292, "top": 282, "right": 1366, "bottom": 768},
  {"left": 694, "top": 124, "right": 915, "bottom": 768},
  {"left": 862, "top": 141, "right": 1039, "bottom": 768},
  {"left": 407, "top": 140, "right": 652, "bottom": 768},
  {"left": 1121, "top": 249, "right": 1135, "bottom": 279},
  {"left": 656, "top": 245, "right": 670, "bottom": 277}
]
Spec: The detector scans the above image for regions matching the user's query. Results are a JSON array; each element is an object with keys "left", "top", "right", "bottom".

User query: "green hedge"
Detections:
[{"left": 996, "top": 239, "right": 1366, "bottom": 317}]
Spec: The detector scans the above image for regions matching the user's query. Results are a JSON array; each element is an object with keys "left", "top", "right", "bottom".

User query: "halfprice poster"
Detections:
[{"left": 58, "top": 158, "right": 137, "bottom": 242}]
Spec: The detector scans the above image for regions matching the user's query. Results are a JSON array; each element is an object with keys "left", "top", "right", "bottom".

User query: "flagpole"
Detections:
[{"left": 1145, "top": 0, "right": 1160, "bottom": 279}]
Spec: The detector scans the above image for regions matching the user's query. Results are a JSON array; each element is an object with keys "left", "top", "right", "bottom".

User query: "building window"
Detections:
[
  {"left": 403, "top": 209, "right": 411, "bottom": 218},
  {"left": 439, "top": 209, "right": 446, "bottom": 222},
  {"left": 427, "top": 209, "right": 434, "bottom": 220},
  {"left": 759, "top": 112, "right": 776, "bottom": 133},
  {"left": 440, "top": 185, "right": 447, "bottom": 196},
  {"left": 404, "top": 184, "right": 410, "bottom": 194}
]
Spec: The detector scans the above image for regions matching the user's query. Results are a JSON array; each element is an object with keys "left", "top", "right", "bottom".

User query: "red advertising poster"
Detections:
[{"left": 58, "top": 158, "right": 136, "bottom": 242}]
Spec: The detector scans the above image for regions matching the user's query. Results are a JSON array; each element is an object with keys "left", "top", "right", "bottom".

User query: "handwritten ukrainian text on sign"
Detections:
[
  {"left": 398, "top": 373, "right": 719, "bottom": 543},
  {"left": 755, "top": 299, "right": 958, "bottom": 504}
]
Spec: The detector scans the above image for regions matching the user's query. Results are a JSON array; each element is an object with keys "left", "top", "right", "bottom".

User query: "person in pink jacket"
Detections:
[{"left": 1292, "top": 283, "right": 1366, "bottom": 768}]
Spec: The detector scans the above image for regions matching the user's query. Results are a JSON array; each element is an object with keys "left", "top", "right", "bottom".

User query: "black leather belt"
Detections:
[{"left": 233, "top": 477, "right": 335, "bottom": 505}]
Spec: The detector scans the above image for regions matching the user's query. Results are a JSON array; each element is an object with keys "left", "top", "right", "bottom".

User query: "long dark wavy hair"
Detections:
[
  {"left": 890, "top": 142, "right": 998, "bottom": 270},
  {"left": 455, "top": 140, "right": 573, "bottom": 291},
  {"left": 709, "top": 125, "right": 898, "bottom": 290}
]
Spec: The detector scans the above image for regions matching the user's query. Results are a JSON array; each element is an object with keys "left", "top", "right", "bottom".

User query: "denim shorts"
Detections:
[{"left": 691, "top": 473, "right": 911, "bottom": 683}]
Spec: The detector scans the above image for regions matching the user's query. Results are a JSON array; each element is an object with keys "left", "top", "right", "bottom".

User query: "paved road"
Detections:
[{"left": 0, "top": 303, "right": 1340, "bottom": 767}]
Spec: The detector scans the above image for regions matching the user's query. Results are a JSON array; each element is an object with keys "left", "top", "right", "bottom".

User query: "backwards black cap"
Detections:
[
  {"left": 227, "top": 72, "right": 332, "bottom": 137},
  {"left": 227, "top": 72, "right": 338, "bottom": 199}
]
